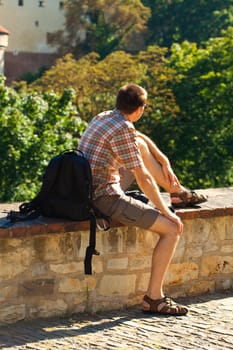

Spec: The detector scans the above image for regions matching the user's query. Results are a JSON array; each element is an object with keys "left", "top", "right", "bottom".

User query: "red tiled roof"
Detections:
[{"left": 0, "top": 25, "right": 10, "bottom": 34}]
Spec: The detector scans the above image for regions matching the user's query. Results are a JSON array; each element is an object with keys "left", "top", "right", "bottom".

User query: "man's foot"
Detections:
[
  {"left": 142, "top": 295, "right": 188, "bottom": 316},
  {"left": 171, "top": 190, "right": 208, "bottom": 208}
]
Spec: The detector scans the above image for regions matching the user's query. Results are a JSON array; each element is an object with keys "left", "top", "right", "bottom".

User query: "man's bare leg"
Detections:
[
  {"left": 142, "top": 214, "right": 182, "bottom": 305},
  {"left": 138, "top": 138, "right": 182, "bottom": 192},
  {"left": 137, "top": 136, "right": 188, "bottom": 314},
  {"left": 136, "top": 135, "right": 202, "bottom": 206}
]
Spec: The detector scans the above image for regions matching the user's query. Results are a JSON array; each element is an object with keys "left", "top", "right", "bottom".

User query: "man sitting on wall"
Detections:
[{"left": 79, "top": 83, "right": 207, "bottom": 315}]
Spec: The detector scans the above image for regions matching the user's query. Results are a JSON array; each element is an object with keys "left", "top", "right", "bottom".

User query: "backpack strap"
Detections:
[
  {"left": 84, "top": 209, "right": 100, "bottom": 275},
  {"left": 84, "top": 205, "right": 110, "bottom": 275}
]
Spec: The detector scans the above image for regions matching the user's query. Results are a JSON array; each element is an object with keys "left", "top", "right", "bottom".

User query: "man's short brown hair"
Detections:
[{"left": 116, "top": 84, "right": 147, "bottom": 114}]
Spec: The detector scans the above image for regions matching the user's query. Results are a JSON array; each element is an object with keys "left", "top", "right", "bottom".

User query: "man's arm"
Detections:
[
  {"left": 133, "top": 164, "right": 182, "bottom": 229},
  {"left": 136, "top": 131, "right": 181, "bottom": 190}
]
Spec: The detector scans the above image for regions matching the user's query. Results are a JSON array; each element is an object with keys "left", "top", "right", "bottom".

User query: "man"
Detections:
[{"left": 79, "top": 83, "right": 206, "bottom": 316}]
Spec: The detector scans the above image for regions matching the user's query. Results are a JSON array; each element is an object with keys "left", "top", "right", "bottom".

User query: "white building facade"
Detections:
[{"left": 0, "top": 0, "right": 66, "bottom": 82}]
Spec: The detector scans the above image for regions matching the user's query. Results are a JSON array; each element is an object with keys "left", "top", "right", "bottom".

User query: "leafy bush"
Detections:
[{"left": 0, "top": 76, "right": 87, "bottom": 202}]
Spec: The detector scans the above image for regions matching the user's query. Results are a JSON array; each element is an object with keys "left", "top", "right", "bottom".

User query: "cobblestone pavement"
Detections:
[{"left": 0, "top": 291, "right": 232, "bottom": 350}]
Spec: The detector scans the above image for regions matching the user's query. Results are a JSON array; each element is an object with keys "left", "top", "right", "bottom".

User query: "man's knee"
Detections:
[
  {"left": 149, "top": 215, "right": 183, "bottom": 238},
  {"left": 170, "top": 224, "right": 183, "bottom": 238},
  {"left": 137, "top": 136, "right": 150, "bottom": 156},
  {"left": 160, "top": 226, "right": 182, "bottom": 243}
]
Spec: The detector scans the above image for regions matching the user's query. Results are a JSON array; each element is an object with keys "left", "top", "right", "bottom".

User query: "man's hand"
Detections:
[
  {"left": 162, "top": 163, "right": 181, "bottom": 191},
  {"left": 163, "top": 210, "right": 183, "bottom": 233}
]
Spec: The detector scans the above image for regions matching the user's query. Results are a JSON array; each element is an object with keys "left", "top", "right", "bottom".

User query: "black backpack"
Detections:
[{"left": 5, "top": 150, "right": 110, "bottom": 275}]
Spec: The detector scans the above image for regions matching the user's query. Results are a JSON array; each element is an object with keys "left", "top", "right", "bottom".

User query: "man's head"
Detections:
[{"left": 116, "top": 84, "right": 147, "bottom": 115}]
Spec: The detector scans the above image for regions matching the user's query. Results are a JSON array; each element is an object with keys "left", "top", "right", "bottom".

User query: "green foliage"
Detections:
[
  {"left": 31, "top": 48, "right": 176, "bottom": 122},
  {"left": 144, "top": 0, "right": 233, "bottom": 47},
  {"left": 0, "top": 76, "right": 87, "bottom": 202},
  {"left": 17, "top": 66, "right": 47, "bottom": 84},
  {"left": 164, "top": 27, "right": 233, "bottom": 188}
]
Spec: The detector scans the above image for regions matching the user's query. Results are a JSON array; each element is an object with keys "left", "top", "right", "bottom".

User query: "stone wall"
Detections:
[
  {"left": 0, "top": 188, "right": 232, "bottom": 325},
  {"left": 5, "top": 51, "right": 59, "bottom": 83}
]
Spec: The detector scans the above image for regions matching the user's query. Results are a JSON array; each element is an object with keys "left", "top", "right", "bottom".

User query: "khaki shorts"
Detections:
[{"left": 93, "top": 193, "right": 159, "bottom": 229}]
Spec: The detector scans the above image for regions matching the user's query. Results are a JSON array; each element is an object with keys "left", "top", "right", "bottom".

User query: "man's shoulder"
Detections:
[{"left": 93, "top": 110, "right": 134, "bottom": 130}]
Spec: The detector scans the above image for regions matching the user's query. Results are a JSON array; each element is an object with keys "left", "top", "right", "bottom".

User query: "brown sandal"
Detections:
[
  {"left": 171, "top": 190, "right": 208, "bottom": 208},
  {"left": 142, "top": 295, "right": 188, "bottom": 316}
]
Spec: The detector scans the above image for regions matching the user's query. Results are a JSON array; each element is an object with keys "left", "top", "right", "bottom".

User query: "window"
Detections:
[
  {"left": 35, "top": 20, "right": 39, "bottom": 27},
  {"left": 18, "top": 0, "right": 23, "bottom": 6},
  {"left": 59, "top": 2, "right": 64, "bottom": 10},
  {"left": 38, "top": 1, "right": 44, "bottom": 7}
]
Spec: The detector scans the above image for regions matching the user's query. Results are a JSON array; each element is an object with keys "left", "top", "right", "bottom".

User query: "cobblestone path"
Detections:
[{"left": 0, "top": 292, "right": 232, "bottom": 350}]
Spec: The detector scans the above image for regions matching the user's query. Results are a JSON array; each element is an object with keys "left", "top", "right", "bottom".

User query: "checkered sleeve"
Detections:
[{"left": 109, "top": 126, "right": 143, "bottom": 170}]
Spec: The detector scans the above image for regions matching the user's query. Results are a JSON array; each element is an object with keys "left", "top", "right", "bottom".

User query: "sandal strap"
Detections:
[
  {"left": 171, "top": 191, "right": 188, "bottom": 201},
  {"left": 189, "top": 191, "right": 207, "bottom": 204},
  {"left": 143, "top": 295, "right": 188, "bottom": 315},
  {"left": 171, "top": 190, "right": 207, "bottom": 206},
  {"left": 143, "top": 295, "right": 165, "bottom": 309}
]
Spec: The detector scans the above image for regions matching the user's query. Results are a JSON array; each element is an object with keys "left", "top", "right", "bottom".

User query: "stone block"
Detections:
[
  {"left": 34, "top": 235, "right": 65, "bottom": 262},
  {"left": 185, "top": 219, "right": 210, "bottom": 244},
  {"left": 0, "top": 238, "right": 21, "bottom": 253},
  {"left": 80, "top": 276, "right": 97, "bottom": 292},
  {"left": 102, "top": 228, "right": 124, "bottom": 253},
  {"left": 0, "top": 304, "right": 25, "bottom": 324},
  {"left": 28, "top": 299, "right": 67, "bottom": 319},
  {"left": 0, "top": 246, "right": 32, "bottom": 279},
  {"left": 221, "top": 243, "right": 233, "bottom": 254},
  {"left": 58, "top": 278, "right": 81, "bottom": 293},
  {"left": 0, "top": 258, "right": 26, "bottom": 279},
  {"left": 187, "top": 280, "right": 215, "bottom": 295},
  {"left": 99, "top": 274, "right": 136, "bottom": 296},
  {"left": 125, "top": 228, "right": 137, "bottom": 252},
  {"left": 129, "top": 256, "right": 151, "bottom": 270},
  {"left": 77, "top": 231, "right": 90, "bottom": 258},
  {"left": 92, "top": 257, "right": 103, "bottom": 274},
  {"left": 225, "top": 217, "right": 233, "bottom": 239},
  {"left": 173, "top": 244, "right": 185, "bottom": 260},
  {"left": 201, "top": 255, "right": 233, "bottom": 276},
  {"left": 143, "top": 231, "right": 158, "bottom": 250},
  {"left": 165, "top": 262, "right": 199, "bottom": 285},
  {"left": 137, "top": 272, "right": 150, "bottom": 292},
  {"left": 50, "top": 262, "right": 83, "bottom": 274},
  {"left": 0, "top": 286, "right": 16, "bottom": 302},
  {"left": 184, "top": 246, "right": 203, "bottom": 259},
  {"left": 107, "top": 257, "right": 129, "bottom": 270},
  {"left": 215, "top": 278, "right": 233, "bottom": 290},
  {"left": 18, "top": 279, "right": 55, "bottom": 296},
  {"left": 31, "top": 263, "right": 48, "bottom": 276}
]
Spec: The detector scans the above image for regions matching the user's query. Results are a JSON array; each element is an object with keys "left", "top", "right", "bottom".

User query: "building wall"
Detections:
[
  {"left": 0, "top": 0, "right": 65, "bottom": 53},
  {"left": 0, "top": 49, "right": 4, "bottom": 74},
  {"left": 0, "top": 0, "right": 65, "bottom": 82},
  {"left": 4, "top": 51, "right": 59, "bottom": 82}
]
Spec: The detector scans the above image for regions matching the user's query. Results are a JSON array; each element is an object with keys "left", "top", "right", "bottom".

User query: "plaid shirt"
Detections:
[{"left": 78, "top": 109, "right": 143, "bottom": 198}]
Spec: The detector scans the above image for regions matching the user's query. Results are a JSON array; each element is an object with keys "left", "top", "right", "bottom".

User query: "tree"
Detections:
[
  {"left": 30, "top": 51, "right": 147, "bottom": 119},
  {"left": 0, "top": 76, "right": 87, "bottom": 202},
  {"left": 48, "top": 0, "right": 150, "bottom": 58},
  {"left": 31, "top": 47, "right": 178, "bottom": 123},
  {"left": 166, "top": 27, "right": 233, "bottom": 188},
  {"left": 143, "top": 0, "right": 233, "bottom": 48}
]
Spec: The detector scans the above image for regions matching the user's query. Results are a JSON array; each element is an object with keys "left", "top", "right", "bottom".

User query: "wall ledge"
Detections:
[{"left": 0, "top": 188, "right": 233, "bottom": 238}]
